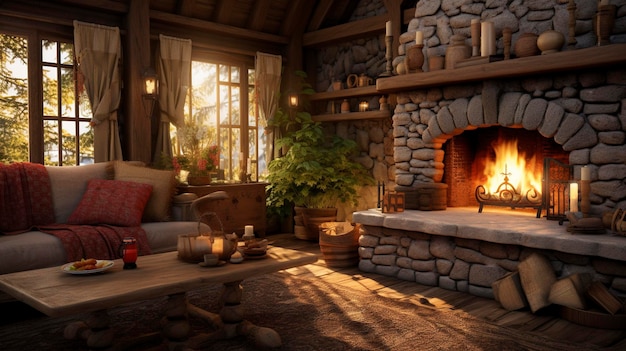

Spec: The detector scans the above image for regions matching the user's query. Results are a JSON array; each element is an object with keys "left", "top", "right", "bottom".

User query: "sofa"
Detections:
[{"left": 0, "top": 161, "right": 204, "bottom": 275}]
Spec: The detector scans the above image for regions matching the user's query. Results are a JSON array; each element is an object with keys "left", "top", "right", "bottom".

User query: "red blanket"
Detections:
[
  {"left": 0, "top": 162, "right": 55, "bottom": 233},
  {"left": 37, "top": 224, "right": 152, "bottom": 262}
]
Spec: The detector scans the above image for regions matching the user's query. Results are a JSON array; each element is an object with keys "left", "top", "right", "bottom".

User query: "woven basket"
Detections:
[{"left": 319, "top": 222, "right": 360, "bottom": 268}]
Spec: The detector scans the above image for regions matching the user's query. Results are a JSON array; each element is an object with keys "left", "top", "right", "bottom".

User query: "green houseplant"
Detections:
[{"left": 265, "top": 71, "right": 373, "bottom": 239}]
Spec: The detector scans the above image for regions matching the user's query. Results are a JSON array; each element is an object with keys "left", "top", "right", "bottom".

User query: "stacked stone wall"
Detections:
[{"left": 358, "top": 225, "right": 626, "bottom": 299}]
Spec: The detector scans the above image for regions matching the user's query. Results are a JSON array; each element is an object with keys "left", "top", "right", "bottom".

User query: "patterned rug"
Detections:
[{"left": 0, "top": 273, "right": 612, "bottom": 351}]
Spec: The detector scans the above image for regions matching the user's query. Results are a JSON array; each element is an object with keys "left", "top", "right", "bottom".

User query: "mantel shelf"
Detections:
[
  {"left": 312, "top": 110, "right": 391, "bottom": 122},
  {"left": 376, "top": 44, "right": 626, "bottom": 94},
  {"left": 309, "top": 85, "right": 380, "bottom": 102}
]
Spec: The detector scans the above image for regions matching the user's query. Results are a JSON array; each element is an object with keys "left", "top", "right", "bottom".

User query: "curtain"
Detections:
[
  {"left": 73, "top": 20, "right": 123, "bottom": 162},
  {"left": 154, "top": 34, "right": 192, "bottom": 162},
  {"left": 254, "top": 52, "right": 282, "bottom": 165}
]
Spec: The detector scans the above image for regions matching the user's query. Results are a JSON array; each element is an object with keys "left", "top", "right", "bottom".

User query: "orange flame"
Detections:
[{"left": 482, "top": 138, "right": 542, "bottom": 196}]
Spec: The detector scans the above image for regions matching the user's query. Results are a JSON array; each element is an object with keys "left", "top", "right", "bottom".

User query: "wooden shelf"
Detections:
[
  {"left": 312, "top": 110, "right": 391, "bottom": 122},
  {"left": 376, "top": 44, "right": 626, "bottom": 93},
  {"left": 309, "top": 85, "right": 380, "bottom": 102}
]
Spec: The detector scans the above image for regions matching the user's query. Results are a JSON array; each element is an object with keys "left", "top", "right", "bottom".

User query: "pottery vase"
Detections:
[
  {"left": 406, "top": 44, "right": 424, "bottom": 73},
  {"left": 445, "top": 34, "right": 470, "bottom": 69},
  {"left": 594, "top": 5, "right": 617, "bottom": 46},
  {"left": 514, "top": 33, "right": 539, "bottom": 58},
  {"left": 340, "top": 99, "right": 350, "bottom": 113},
  {"left": 537, "top": 30, "right": 565, "bottom": 54}
]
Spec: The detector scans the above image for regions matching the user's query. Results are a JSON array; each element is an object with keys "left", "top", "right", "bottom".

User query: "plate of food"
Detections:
[{"left": 62, "top": 258, "right": 114, "bottom": 275}]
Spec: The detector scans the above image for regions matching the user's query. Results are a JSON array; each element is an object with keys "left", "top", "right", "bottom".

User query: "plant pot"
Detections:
[
  {"left": 187, "top": 175, "right": 212, "bottom": 186},
  {"left": 298, "top": 207, "right": 338, "bottom": 241}
]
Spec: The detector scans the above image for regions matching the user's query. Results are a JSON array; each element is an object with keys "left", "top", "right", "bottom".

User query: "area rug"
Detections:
[{"left": 0, "top": 273, "right": 607, "bottom": 351}]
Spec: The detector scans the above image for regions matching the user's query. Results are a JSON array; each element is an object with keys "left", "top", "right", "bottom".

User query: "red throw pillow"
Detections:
[{"left": 67, "top": 179, "right": 153, "bottom": 227}]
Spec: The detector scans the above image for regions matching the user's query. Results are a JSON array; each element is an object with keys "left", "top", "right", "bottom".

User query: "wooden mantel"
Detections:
[{"left": 376, "top": 44, "right": 626, "bottom": 94}]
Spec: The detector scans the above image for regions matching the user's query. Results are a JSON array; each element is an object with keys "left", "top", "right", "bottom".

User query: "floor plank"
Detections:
[{"left": 269, "top": 233, "right": 626, "bottom": 349}]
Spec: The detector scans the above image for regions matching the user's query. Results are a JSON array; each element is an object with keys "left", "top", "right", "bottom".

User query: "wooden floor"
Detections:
[{"left": 268, "top": 233, "right": 626, "bottom": 350}]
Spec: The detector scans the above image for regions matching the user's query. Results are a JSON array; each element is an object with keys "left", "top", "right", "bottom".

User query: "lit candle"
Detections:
[
  {"left": 581, "top": 166, "right": 590, "bottom": 181},
  {"left": 359, "top": 101, "right": 369, "bottom": 112},
  {"left": 386, "top": 21, "right": 392, "bottom": 36},
  {"left": 415, "top": 31, "right": 423, "bottom": 45},
  {"left": 244, "top": 225, "right": 254, "bottom": 237},
  {"left": 194, "top": 235, "right": 212, "bottom": 256},
  {"left": 569, "top": 183, "right": 579, "bottom": 212}
]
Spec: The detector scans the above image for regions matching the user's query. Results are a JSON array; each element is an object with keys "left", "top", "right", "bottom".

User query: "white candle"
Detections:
[
  {"left": 569, "top": 183, "right": 579, "bottom": 212},
  {"left": 416, "top": 31, "right": 423, "bottom": 44},
  {"left": 581, "top": 166, "right": 590, "bottom": 181},
  {"left": 244, "top": 225, "right": 254, "bottom": 236},
  {"left": 386, "top": 21, "right": 392, "bottom": 36},
  {"left": 481, "top": 22, "right": 496, "bottom": 56}
]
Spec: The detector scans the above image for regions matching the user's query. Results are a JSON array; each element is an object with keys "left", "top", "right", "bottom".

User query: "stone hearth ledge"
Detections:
[{"left": 352, "top": 208, "right": 626, "bottom": 262}]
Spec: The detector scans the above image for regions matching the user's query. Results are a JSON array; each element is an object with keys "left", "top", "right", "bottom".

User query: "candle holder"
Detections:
[
  {"left": 503, "top": 27, "right": 512, "bottom": 60},
  {"left": 406, "top": 44, "right": 424, "bottom": 73},
  {"left": 595, "top": 4, "right": 616, "bottom": 46},
  {"left": 567, "top": 0, "right": 577, "bottom": 49},
  {"left": 471, "top": 20, "right": 480, "bottom": 57},
  {"left": 379, "top": 35, "right": 394, "bottom": 77}
]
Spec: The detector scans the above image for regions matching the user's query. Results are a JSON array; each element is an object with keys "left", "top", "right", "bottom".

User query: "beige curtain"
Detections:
[
  {"left": 255, "top": 52, "right": 282, "bottom": 164},
  {"left": 73, "top": 20, "right": 123, "bottom": 162},
  {"left": 155, "top": 34, "right": 192, "bottom": 162}
]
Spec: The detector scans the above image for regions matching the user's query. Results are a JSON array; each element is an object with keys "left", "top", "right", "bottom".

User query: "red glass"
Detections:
[{"left": 119, "top": 237, "right": 138, "bottom": 269}]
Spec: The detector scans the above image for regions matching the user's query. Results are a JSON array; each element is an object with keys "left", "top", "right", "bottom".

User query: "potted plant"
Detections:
[{"left": 265, "top": 71, "right": 373, "bottom": 240}]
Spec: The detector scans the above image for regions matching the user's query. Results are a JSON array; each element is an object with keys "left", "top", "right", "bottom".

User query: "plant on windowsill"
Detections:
[
  {"left": 156, "top": 121, "right": 219, "bottom": 186},
  {"left": 265, "top": 71, "right": 374, "bottom": 240}
]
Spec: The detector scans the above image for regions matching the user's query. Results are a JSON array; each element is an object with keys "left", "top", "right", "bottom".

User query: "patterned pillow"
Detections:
[
  {"left": 110, "top": 161, "right": 176, "bottom": 222},
  {"left": 67, "top": 179, "right": 153, "bottom": 227}
]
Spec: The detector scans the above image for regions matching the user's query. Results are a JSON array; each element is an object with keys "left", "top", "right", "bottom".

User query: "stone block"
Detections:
[{"left": 415, "top": 271, "right": 439, "bottom": 286}]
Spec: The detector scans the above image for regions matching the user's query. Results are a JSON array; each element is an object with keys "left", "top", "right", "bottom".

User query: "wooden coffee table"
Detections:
[{"left": 0, "top": 247, "right": 318, "bottom": 350}]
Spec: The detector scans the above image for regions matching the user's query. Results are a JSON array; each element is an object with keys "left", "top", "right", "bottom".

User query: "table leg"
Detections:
[
  {"left": 63, "top": 309, "right": 115, "bottom": 349},
  {"left": 186, "top": 280, "right": 282, "bottom": 350}
]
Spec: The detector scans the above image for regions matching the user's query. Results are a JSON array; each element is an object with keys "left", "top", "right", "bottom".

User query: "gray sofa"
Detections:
[{"left": 0, "top": 162, "right": 203, "bottom": 275}]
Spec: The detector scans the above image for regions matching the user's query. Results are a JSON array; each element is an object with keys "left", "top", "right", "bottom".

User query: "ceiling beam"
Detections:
[
  {"left": 150, "top": 9, "right": 289, "bottom": 45},
  {"left": 248, "top": 0, "right": 270, "bottom": 31},
  {"left": 176, "top": 0, "right": 198, "bottom": 17},
  {"left": 302, "top": 14, "right": 388, "bottom": 47},
  {"left": 214, "top": 0, "right": 232, "bottom": 24},
  {"left": 306, "top": 0, "right": 334, "bottom": 32},
  {"left": 281, "top": 0, "right": 314, "bottom": 37}
]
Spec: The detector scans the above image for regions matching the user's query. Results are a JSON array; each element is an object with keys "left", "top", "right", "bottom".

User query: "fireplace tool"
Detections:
[{"left": 475, "top": 165, "right": 542, "bottom": 218}]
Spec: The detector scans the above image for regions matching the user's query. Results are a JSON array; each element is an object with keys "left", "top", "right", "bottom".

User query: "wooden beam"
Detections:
[
  {"left": 214, "top": 0, "right": 232, "bottom": 24},
  {"left": 149, "top": 9, "right": 289, "bottom": 45},
  {"left": 177, "top": 0, "right": 198, "bottom": 17},
  {"left": 247, "top": 0, "right": 271, "bottom": 31},
  {"left": 281, "top": 0, "right": 315, "bottom": 37},
  {"left": 124, "top": 0, "right": 152, "bottom": 163},
  {"left": 303, "top": 14, "right": 388, "bottom": 47},
  {"left": 306, "top": 0, "right": 335, "bottom": 32}
]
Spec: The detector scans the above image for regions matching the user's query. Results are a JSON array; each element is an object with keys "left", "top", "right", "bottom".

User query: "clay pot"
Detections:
[
  {"left": 428, "top": 55, "right": 444, "bottom": 71},
  {"left": 514, "top": 33, "right": 539, "bottom": 58},
  {"left": 445, "top": 34, "right": 470, "bottom": 69},
  {"left": 537, "top": 30, "right": 565, "bottom": 55}
]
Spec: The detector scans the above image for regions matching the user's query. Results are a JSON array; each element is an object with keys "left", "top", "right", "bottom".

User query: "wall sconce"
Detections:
[
  {"left": 142, "top": 67, "right": 159, "bottom": 118},
  {"left": 288, "top": 92, "right": 299, "bottom": 108}
]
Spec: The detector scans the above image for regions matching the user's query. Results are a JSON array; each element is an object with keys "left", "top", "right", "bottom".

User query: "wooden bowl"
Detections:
[{"left": 514, "top": 33, "right": 539, "bottom": 58}]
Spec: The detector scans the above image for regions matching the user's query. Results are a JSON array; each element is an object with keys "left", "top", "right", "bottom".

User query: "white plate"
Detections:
[{"left": 62, "top": 260, "right": 114, "bottom": 275}]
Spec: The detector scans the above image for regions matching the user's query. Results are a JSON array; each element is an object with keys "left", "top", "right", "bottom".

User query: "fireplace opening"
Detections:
[{"left": 443, "top": 127, "right": 569, "bottom": 215}]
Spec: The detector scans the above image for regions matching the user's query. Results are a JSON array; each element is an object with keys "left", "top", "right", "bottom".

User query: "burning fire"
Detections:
[{"left": 481, "top": 137, "right": 542, "bottom": 196}]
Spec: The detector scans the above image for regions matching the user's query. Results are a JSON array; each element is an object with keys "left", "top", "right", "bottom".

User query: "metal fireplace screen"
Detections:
[{"left": 542, "top": 157, "right": 573, "bottom": 221}]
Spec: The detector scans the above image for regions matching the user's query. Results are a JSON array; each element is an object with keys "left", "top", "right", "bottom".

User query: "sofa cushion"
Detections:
[
  {"left": 110, "top": 161, "right": 176, "bottom": 222},
  {"left": 0, "top": 231, "right": 67, "bottom": 274},
  {"left": 67, "top": 179, "right": 153, "bottom": 227},
  {"left": 46, "top": 163, "right": 110, "bottom": 223}
]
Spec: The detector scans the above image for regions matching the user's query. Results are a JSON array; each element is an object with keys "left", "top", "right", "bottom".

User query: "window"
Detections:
[
  {"left": 42, "top": 39, "right": 93, "bottom": 166},
  {"left": 0, "top": 32, "right": 92, "bottom": 165},
  {"left": 177, "top": 60, "right": 264, "bottom": 182}
]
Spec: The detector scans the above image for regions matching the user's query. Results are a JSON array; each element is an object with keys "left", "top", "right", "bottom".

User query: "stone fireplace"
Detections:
[{"left": 352, "top": 45, "right": 626, "bottom": 301}]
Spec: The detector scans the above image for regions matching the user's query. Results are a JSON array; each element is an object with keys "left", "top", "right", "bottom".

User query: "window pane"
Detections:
[
  {"left": 219, "top": 65, "right": 228, "bottom": 82},
  {"left": 219, "top": 85, "right": 229, "bottom": 125},
  {"left": 248, "top": 68, "right": 255, "bottom": 85},
  {"left": 61, "top": 68, "right": 75, "bottom": 117},
  {"left": 61, "top": 120, "right": 77, "bottom": 165},
  {"left": 60, "top": 42, "right": 73, "bottom": 65},
  {"left": 231, "top": 86, "right": 240, "bottom": 125},
  {"left": 231, "top": 67, "right": 239, "bottom": 83},
  {"left": 43, "top": 120, "right": 59, "bottom": 165},
  {"left": 79, "top": 89, "right": 92, "bottom": 118},
  {"left": 248, "top": 86, "right": 256, "bottom": 126},
  {"left": 42, "top": 66, "right": 58, "bottom": 116},
  {"left": 220, "top": 128, "right": 230, "bottom": 178},
  {"left": 79, "top": 121, "right": 93, "bottom": 165},
  {"left": 42, "top": 40, "right": 57, "bottom": 63},
  {"left": 0, "top": 34, "right": 29, "bottom": 162},
  {"left": 231, "top": 128, "right": 241, "bottom": 181}
]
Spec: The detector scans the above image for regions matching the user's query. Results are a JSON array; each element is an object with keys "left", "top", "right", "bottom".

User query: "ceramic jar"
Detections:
[
  {"left": 514, "top": 33, "right": 539, "bottom": 58},
  {"left": 537, "top": 30, "right": 565, "bottom": 54},
  {"left": 445, "top": 34, "right": 470, "bottom": 69}
]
